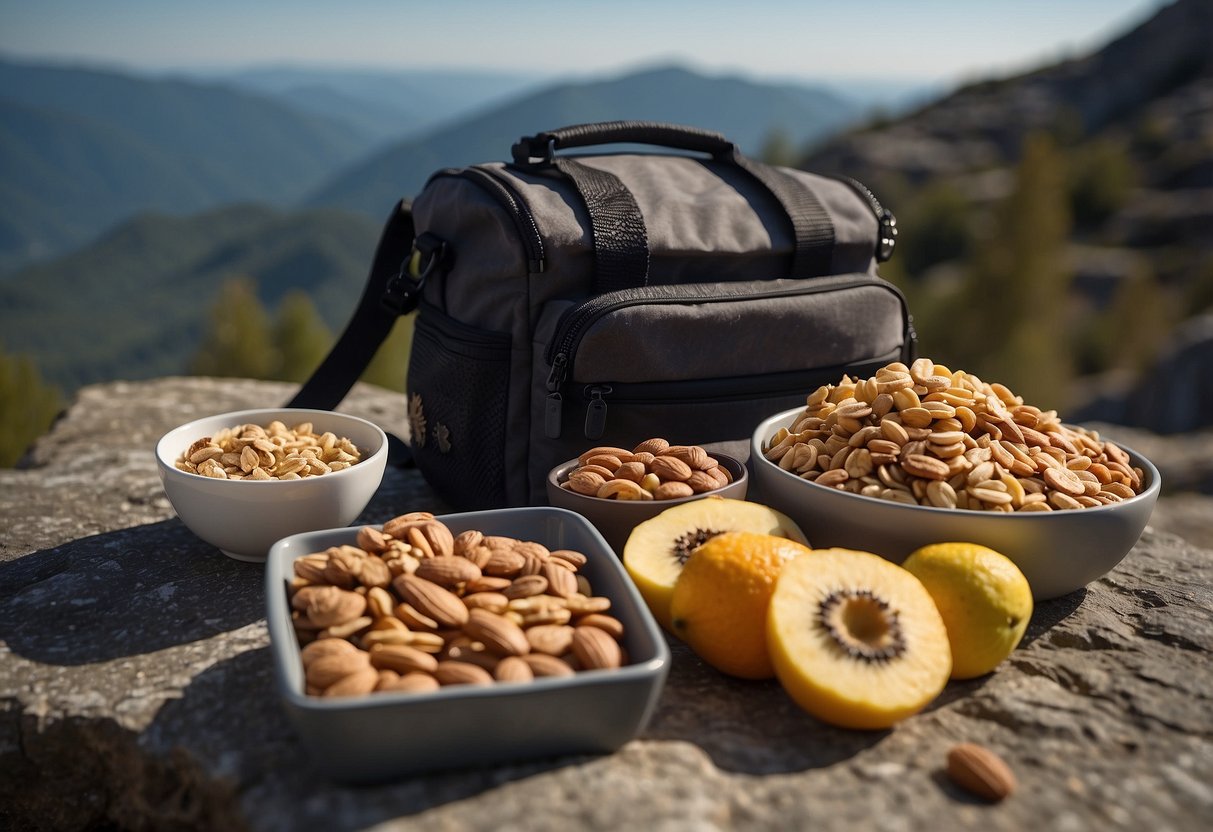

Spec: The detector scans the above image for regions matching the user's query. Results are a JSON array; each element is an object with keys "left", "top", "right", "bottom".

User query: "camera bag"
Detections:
[{"left": 292, "top": 121, "right": 913, "bottom": 508}]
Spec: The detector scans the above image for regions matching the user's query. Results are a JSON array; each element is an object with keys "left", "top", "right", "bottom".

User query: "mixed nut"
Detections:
[
  {"left": 764, "top": 359, "right": 1146, "bottom": 512},
  {"left": 561, "top": 438, "right": 733, "bottom": 501},
  {"left": 288, "top": 512, "right": 628, "bottom": 697},
  {"left": 176, "top": 420, "right": 362, "bottom": 480}
]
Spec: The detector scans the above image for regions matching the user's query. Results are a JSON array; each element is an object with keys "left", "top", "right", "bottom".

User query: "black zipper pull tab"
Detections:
[
  {"left": 584, "top": 385, "right": 611, "bottom": 440},
  {"left": 544, "top": 354, "right": 568, "bottom": 439}
]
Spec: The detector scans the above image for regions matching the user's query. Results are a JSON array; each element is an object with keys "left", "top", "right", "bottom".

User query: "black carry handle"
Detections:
[
  {"left": 288, "top": 199, "right": 444, "bottom": 466},
  {"left": 512, "top": 121, "right": 736, "bottom": 165},
  {"left": 513, "top": 121, "right": 836, "bottom": 283}
]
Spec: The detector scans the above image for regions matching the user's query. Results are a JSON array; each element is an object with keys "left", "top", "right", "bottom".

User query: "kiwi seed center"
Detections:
[
  {"left": 818, "top": 589, "right": 907, "bottom": 663},
  {"left": 671, "top": 528, "right": 722, "bottom": 565}
]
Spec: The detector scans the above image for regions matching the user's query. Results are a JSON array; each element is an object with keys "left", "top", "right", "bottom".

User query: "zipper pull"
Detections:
[
  {"left": 584, "top": 385, "right": 612, "bottom": 440},
  {"left": 545, "top": 354, "right": 568, "bottom": 439}
]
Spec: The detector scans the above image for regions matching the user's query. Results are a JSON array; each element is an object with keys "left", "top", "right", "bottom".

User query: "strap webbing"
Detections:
[
  {"left": 733, "top": 154, "right": 836, "bottom": 279},
  {"left": 552, "top": 157, "right": 650, "bottom": 294},
  {"left": 289, "top": 200, "right": 416, "bottom": 411}
]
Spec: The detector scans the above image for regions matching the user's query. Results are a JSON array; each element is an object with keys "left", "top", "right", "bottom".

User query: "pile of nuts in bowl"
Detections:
[
  {"left": 763, "top": 359, "right": 1146, "bottom": 513},
  {"left": 289, "top": 512, "right": 628, "bottom": 697},
  {"left": 175, "top": 420, "right": 362, "bottom": 480},
  {"left": 560, "top": 438, "right": 733, "bottom": 501}
]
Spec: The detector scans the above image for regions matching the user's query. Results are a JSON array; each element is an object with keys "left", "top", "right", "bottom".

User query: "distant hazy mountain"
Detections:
[
  {"left": 0, "top": 205, "right": 381, "bottom": 391},
  {"left": 308, "top": 65, "right": 864, "bottom": 217},
  {"left": 0, "top": 58, "right": 377, "bottom": 272},
  {"left": 221, "top": 66, "right": 548, "bottom": 145}
]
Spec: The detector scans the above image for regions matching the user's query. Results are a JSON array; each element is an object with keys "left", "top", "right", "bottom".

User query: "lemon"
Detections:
[
  {"left": 668, "top": 531, "right": 812, "bottom": 679},
  {"left": 901, "top": 542, "right": 1033, "bottom": 680}
]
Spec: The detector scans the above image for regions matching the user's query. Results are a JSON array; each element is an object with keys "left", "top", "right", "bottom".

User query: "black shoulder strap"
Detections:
[{"left": 289, "top": 200, "right": 419, "bottom": 411}]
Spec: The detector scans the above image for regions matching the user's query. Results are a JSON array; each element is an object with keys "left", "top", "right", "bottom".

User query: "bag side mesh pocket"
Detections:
[{"left": 407, "top": 307, "right": 511, "bottom": 509}]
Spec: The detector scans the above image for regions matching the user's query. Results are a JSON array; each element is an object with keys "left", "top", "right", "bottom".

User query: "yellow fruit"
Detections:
[
  {"left": 901, "top": 542, "right": 1033, "bottom": 680},
  {"left": 668, "top": 531, "right": 812, "bottom": 679},
  {"left": 622, "top": 498, "right": 808, "bottom": 631},
  {"left": 767, "top": 548, "right": 952, "bottom": 730}
]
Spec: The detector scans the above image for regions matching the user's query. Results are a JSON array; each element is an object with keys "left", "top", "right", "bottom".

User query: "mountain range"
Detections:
[
  {"left": 0, "top": 59, "right": 863, "bottom": 273},
  {"left": 0, "top": 59, "right": 377, "bottom": 271},
  {"left": 306, "top": 65, "right": 863, "bottom": 217},
  {"left": 4, "top": 0, "right": 1208, "bottom": 406}
]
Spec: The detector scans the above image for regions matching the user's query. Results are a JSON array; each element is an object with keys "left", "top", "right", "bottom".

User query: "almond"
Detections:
[
  {"left": 521, "top": 653, "right": 576, "bottom": 678},
  {"left": 503, "top": 574, "right": 549, "bottom": 600},
  {"left": 666, "top": 444, "right": 709, "bottom": 470},
  {"left": 494, "top": 656, "right": 534, "bottom": 683},
  {"left": 575, "top": 614, "right": 625, "bottom": 640},
  {"left": 650, "top": 455, "right": 692, "bottom": 482},
  {"left": 483, "top": 548, "right": 527, "bottom": 578},
  {"left": 653, "top": 481, "right": 694, "bottom": 500},
  {"left": 549, "top": 549, "right": 588, "bottom": 569},
  {"left": 452, "top": 529, "right": 485, "bottom": 557},
  {"left": 686, "top": 470, "right": 721, "bottom": 493},
  {"left": 365, "top": 586, "right": 396, "bottom": 620},
  {"left": 434, "top": 661, "right": 494, "bottom": 686},
  {"left": 613, "top": 461, "right": 647, "bottom": 482},
  {"left": 356, "top": 526, "right": 391, "bottom": 554},
  {"left": 393, "top": 574, "right": 469, "bottom": 629},
  {"left": 299, "top": 637, "right": 359, "bottom": 667},
  {"left": 578, "top": 446, "right": 632, "bottom": 465},
  {"left": 542, "top": 561, "right": 578, "bottom": 598},
  {"left": 571, "top": 626, "right": 622, "bottom": 669},
  {"left": 293, "top": 553, "right": 329, "bottom": 583},
  {"left": 466, "top": 575, "right": 513, "bottom": 593},
  {"left": 379, "top": 671, "right": 440, "bottom": 693},
  {"left": 322, "top": 666, "right": 379, "bottom": 697},
  {"left": 415, "top": 555, "right": 482, "bottom": 588},
  {"left": 631, "top": 437, "right": 670, "bottom": 456},
  {"left": 306, "top": 650, "right": 372, "bottom": 689},
  {"left": 526, "top": 624, "right": 575, "bottom": 656},
  {"left": 464, "top": 608, "right": 530, "bottom": 657},
  {"left": 369, "top": 644, "right": 439, "bottom": 675},
  {"left": 946, "top": 743, "right": 1017, "bottom": 802}
]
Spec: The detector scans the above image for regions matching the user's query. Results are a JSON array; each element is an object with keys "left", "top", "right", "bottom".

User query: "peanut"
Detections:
[{"left": 764, "top": 360, "right": 1146, "bottom": 512}]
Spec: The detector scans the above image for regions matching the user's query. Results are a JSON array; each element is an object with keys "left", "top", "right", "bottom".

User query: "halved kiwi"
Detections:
[{"left": 767, "top": 548, "right": 952, "bottom": 729}]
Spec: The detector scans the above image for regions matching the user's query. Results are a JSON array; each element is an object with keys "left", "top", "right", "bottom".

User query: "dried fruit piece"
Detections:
[{"left": 767, "top": 548, "right": 951, "bottom": 729}]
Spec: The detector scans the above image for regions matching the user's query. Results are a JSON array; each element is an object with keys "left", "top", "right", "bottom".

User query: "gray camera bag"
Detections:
[{"left": 293, "top": 121, "right": 913, "bottom": 509}]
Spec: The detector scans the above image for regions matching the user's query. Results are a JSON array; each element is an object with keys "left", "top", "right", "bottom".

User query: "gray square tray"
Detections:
[{"left": 265, "top": 506, "right": 671, "bottom": 783}]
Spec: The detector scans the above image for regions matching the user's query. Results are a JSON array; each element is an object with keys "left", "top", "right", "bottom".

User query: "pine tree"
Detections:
[
  {"left": 0, "top": 347, "right": 63, "bottom": 467},
  {"left": 273, "top": 291, "right": 332, "bottom": 382},
  {"left": 190, "top": 277, "right": 277, "bottom": 380},
  {"left": 953, "top": 133, "right": 1074, "bottom": 407}
]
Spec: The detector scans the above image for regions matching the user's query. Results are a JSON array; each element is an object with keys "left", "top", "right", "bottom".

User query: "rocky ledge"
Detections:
[{"left": 1, "top": 378, "right": 1211, "bottom": 831}]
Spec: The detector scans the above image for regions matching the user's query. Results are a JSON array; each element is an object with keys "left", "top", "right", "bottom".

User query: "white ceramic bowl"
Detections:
[
  {"left": 266, "top": 507, "right": 670, "bottom": 784},
  {"left": 750, "top": 407, "right": 1161, "bottom": 600},
  {"left": 155, "top": 408, "right": 388, "bottom": 562}
]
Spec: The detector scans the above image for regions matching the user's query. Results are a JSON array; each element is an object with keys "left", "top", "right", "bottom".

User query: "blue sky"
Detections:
[{"left": 0, "top": 0, "right": 1169, "bottom": 84}]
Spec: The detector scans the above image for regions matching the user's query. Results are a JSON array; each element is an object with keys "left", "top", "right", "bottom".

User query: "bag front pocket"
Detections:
[{"left": 408, "top": 305, "right": 511, "bottom": 509}]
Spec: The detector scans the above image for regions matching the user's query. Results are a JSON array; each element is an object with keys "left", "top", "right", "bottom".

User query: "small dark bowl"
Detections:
[{"left": 546, "top": 453, "right": 748, "bottom": 553}]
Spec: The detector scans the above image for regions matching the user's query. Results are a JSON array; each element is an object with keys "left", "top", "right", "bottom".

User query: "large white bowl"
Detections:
[
  {"left": 750, "top": 407, "right": 1161, "bottom": 600},
  {"left": 155, "top": 408, "right": 388, "bottom": 562}
]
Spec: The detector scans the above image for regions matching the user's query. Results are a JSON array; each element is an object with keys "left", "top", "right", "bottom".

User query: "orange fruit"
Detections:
[{"left": 668, "top": 531, "right": 812, "bottom": 679}]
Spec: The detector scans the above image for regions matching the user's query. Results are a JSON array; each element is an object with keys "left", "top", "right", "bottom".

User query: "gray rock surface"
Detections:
[{"left": 2, "top": 378, "right": 1212, "bottom": 831}]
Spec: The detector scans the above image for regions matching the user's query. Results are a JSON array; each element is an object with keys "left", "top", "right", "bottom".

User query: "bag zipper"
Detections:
[
  {"left": 836, "top": 176, "right": 898, "bottom": 262},
  {"left": 427, "top": 167, "right": 546, "bottom": 273},
  {"left": 579, "top": 356, "right": 897, "bottom": 439},
  {"left": 544, "top": 275, "right": 912, "bottom": 438}
]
